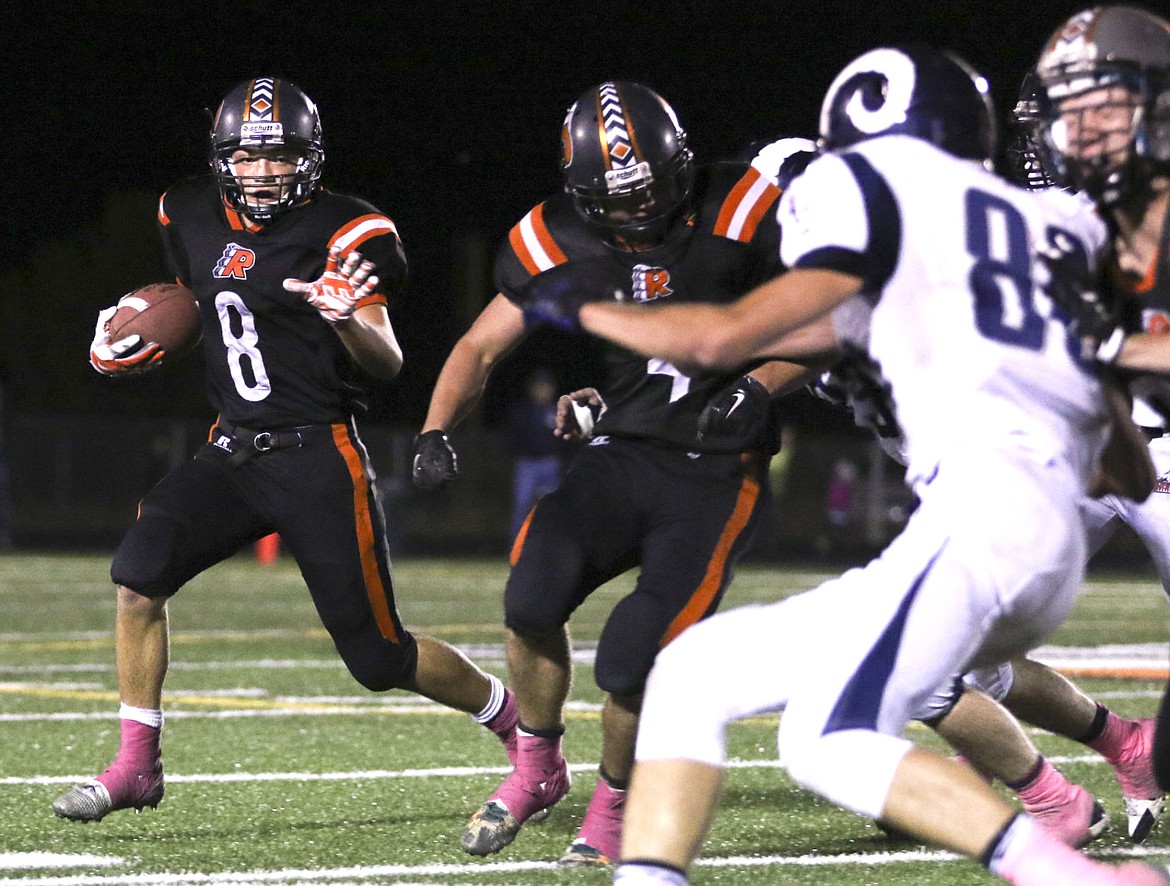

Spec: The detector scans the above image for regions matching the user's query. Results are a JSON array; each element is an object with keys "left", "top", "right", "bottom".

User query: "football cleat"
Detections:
[
  {"left": 560, "top": 841, "right": 614, "bottom": 867},
  {"left": 461, "top": 751, "right": 571, "bottom": 856},
  {"left": 52, "top": 767, "right": 164, "bottom": 823},
  {"left": 1125, "top": 795, "right": 1166, "bottom": 844},
  {"left": 559, "top": 776, "right": 625, "bottom": 867},
  {"left": 1108, "top": 717, "right": 1165, "bottom": 843},
  {"left": 1025, "top": 784, "right": 1110, "bottom": 848}
]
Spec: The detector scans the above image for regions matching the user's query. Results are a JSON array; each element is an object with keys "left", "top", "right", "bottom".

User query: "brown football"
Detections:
[{"left": 108, "top": 283, "right": 201, "bottom": 357}]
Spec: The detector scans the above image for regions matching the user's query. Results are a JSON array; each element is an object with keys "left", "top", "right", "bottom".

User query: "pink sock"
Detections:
[
  {"left": 111, "top": 719, "right": 161, "bottom": 771},
  {"left": 989, "top": 815, "right": 1118, "bottom": 885},
  {"left": 1084, "top": 711, "right": 1129, "bottom": 762},
  {"left": 1013, "top": 758, "right": 1069, "bottom": 809}
]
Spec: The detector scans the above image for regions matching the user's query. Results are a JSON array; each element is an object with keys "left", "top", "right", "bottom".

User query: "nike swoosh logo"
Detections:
[{"left": 724, "top": 391, "right": 746, "bottom": 418}]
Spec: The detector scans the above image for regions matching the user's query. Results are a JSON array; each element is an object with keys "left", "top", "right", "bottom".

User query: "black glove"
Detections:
[
  {"left": 412, "top": 430, "right": 458, "bottom": 491},
  {"left": 697, "top": 375, "right": 770, "bottom": 448},
  {"left": 1040, "top": 233, "right": 1126, "bottom": 363},
  {"left": 518, "top": 258, "right": 629, "bottom": 332}
]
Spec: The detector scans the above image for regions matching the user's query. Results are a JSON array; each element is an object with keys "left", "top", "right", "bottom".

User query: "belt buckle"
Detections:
[{"left": 253, "top": 431, "right": 275, "bottom": 452}]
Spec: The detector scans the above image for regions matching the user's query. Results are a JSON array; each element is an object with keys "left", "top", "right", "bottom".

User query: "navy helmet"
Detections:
[
  {"left": 1004, "top": 69, "right": 1065, "bottom": 189},
  {"left": 818, "top": 45, "right": 997, "bottom": 167}
]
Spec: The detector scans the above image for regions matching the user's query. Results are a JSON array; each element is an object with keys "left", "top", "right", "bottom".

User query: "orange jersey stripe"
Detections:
[
  {"left": 332, "top": 423, "right": 399, "bottom": 642},
  {"left": 508, "top": 203, "right": 569, "bottom": 276},
  {"left": 713, "top": 167, "right": 780, "bottom": 242},
  {"left": 509, "top": 508, "right": 536, "bottom": 567},
  {"left": 328, "top": 213, "right": 400, "bottom": 254},
  {"left": 1133, "top": 252, "right": 1160, "bottom": 294},
  {"left": 158, "top": 194, "right": 171, "bottom": 226},
  {"left": 659, "top": 471, "right": 761, "bottom": 647}
]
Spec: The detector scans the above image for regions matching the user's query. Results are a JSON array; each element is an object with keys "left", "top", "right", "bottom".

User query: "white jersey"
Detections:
[{"left": 779, "top": 135, "right": 1111, "bottom": 488}]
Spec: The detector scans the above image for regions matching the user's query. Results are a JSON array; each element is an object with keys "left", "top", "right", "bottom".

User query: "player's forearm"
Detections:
[
  {"left": 580, "top": 301, "right": 745, "bottom": 369},
  {"left": 1115, "top": 333, "right": 1170, "bottom": 375},
  {"left": 333, "top": 308, "right": 403, "bottom": 380},
  {"left": 421, "top": 339, "right": 494, "bottom": 432}
]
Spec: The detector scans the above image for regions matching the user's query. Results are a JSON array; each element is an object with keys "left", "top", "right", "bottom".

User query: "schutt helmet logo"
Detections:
[
  {"left": 631, "top": 264, "right": 673, "bottom": 302},
  {"left": 214, "top": 243, "right": 257, "bottom": 279}
]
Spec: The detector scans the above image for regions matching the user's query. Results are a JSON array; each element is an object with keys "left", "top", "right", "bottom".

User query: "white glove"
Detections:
[
  {"left": 89, "top": 305, "right": 164, "bottom": 376},
  {"left": 283, "top": 247, "right": 379, "bottom": 323}
]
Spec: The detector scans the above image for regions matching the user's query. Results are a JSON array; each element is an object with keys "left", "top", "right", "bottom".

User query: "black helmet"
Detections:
[
  {"left": 1004, "top": 69, "right": 1065, "bottom": 189},
  {"left": 1036, "top": 5, "right": 1170, "bottom": 206},
  {"left": 819, "top": 45, "right": 997, "bottom": 167},
  {"left": 209, "top": 76, "right": 324, "bottom": 221},
  {"left": 561, "top": 81, "right": 695, "bottom": 248}
]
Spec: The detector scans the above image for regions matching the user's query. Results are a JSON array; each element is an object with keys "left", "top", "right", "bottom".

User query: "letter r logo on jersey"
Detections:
[
  {"left": 632, "top": 264, "right": 673, "bottom": 302},
  {"left": 214, "top": 243, "right": 257, "bottom": 279}
]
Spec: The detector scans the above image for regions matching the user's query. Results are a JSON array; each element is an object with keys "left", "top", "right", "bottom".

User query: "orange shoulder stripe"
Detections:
[
  {"left": 713, "top": 167, "right": 781, "bottom": 242},
  {"left": 328, "top": 214, "right": 400, "bottom": 254},
  {"left": 508, "top": 203, "right": 568, "bottom": 276}
]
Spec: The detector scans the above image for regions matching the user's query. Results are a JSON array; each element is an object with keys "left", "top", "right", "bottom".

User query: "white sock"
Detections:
[
  {"left": 614, "top": 862, "right": 688, "bottom": 885},
  {"left": 119, "top": 702, "right": 163, "bottom": 729},
  {"left": 471, "top": 673, "right": 506, "bottom": 724}
]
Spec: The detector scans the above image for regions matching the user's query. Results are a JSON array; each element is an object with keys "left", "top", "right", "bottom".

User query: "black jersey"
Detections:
[
  {"left": 158, "top": 175, "right": 407, "bottom": 427},
  {"left": 495, "top": 161, "right": 785, "bottom": 453},
  {"left": 1111, "top": 211, "right": 1170, "bottom": 426}
]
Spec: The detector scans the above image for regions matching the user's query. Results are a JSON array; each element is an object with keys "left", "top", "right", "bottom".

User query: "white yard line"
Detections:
[{"left": 0, "top": 846, "right": 1167, "bottom": 885}]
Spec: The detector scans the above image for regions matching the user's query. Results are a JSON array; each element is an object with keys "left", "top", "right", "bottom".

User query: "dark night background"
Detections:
[{"left": 2, "top": 0, "right": 1100, "bottom": 430}]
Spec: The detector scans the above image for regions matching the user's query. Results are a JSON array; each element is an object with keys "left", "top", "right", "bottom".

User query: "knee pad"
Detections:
[
  {"left": 335, "top": 630, "right": 419, "bottom": 692},
  {"left": 110, "top": 512, "right": 183, "bottom": 598},
  {"left": 780, "top": 727, "right": 913, "bottom": 820},
  {"left": 962, "top": 661, "right": 1014, "bottom": 703},
  {"left": 637, "top": 631, "right": 729, "bottom": 765},
  {"left": 595, "top": 593, "right": 672, "bottom": 697},
  {"left": 911, "top": 676, "right": 966, "bottom": 726},
  {"left": 503, "top": 548, "right": 585, "bottom": 641}
]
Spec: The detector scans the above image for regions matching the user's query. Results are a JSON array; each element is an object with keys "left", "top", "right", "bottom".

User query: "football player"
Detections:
[
  {"left": 971, "top": 60, "right": 1168, "bottom": 842},
  {"left": 548, "top": 47, "right": 1167, "bottom": 885},
  {"left": 1030, "top": 6, "right": 1170, "bottom": 798},
  {"left": 55, "top": 77, "right": 520, "bottom": 823},
  {"left": 413, "top": 81, "right": 822, "bottom": 865}
]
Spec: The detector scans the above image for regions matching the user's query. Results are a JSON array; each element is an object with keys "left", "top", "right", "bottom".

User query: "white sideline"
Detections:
[
  {"left": 0, "top": 846, "right": 1167, "bottom": 885},
  {"left": 0, "top": 753, "right": 1123, "bottom": 788}
]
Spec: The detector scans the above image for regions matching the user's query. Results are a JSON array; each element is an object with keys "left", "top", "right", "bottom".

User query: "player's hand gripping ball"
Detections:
[
  {"left": 283, "top": 247, "right": 378, "bottom": 323},
  {"left": 90, "top": 282, "right": 201, "bottom": 376}
]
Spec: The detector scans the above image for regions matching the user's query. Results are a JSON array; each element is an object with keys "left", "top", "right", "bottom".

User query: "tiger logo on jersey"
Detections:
[
  {"left": 214, "top": 243, "right": 257, "bottom": 279},
  {"left": 632, "top": 264, "right": 672, "bottom": 302}
]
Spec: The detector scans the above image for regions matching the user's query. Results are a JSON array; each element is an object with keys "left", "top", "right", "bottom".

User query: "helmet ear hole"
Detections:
[
  {"left": 561, "top": 81, "right": 696, "bottom": 247},
  {"left": 209, "top": 77, "right": 324, "bottom": 221},
  {"left": 819, "top": 45, "right": 996, "bottom": 166}
]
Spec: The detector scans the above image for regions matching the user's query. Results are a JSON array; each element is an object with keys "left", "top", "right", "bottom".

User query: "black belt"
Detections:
[{"left": 210, "top": 421, "right": 336, "bottom": 467}]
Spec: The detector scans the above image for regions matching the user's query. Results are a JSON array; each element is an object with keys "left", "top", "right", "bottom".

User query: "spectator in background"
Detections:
[
  {"left": 817, "top": 457, "right": 858, "bottom": 555},
  {"left": 505, "top": 368, "right": 567, "bottom": 540}
]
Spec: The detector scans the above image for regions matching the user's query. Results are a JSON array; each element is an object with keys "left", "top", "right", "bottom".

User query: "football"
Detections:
[{"left": 108, "top": 283, "right": 201, "bottom": 357}]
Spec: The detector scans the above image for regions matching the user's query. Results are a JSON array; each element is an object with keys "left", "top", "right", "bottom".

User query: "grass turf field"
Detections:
[{"left": 2, "top": 552, "right": 1170, "bottom": 885}]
